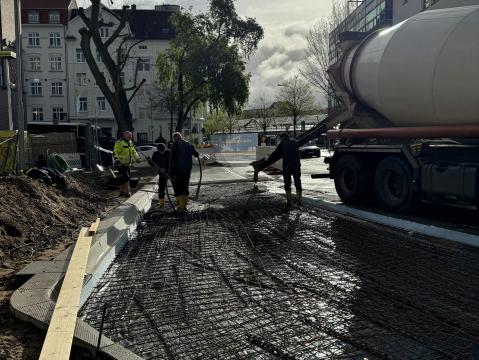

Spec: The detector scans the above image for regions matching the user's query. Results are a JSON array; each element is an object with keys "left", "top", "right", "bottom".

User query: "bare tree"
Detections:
[
  {"left": 254, "top": 96, "right": 275, "bottom": 136},
  {"left": 277, "top": 75, "right": 316, "bottom": 138},
  {"left": 299, "top": 0, "right": 349, "bottom": 98},
  {"left": 77, "top": 1, "right": 146, "bottom": 133}
]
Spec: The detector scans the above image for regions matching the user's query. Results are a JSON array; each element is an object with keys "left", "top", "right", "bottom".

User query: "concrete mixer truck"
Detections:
[{"left": 253, "top": 5, "right": 479, "bottom": 212}]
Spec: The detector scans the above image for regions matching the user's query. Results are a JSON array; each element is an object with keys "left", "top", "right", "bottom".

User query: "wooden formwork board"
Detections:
[{"left": 39, "top": 219, "right": 100, "bottom": 360}]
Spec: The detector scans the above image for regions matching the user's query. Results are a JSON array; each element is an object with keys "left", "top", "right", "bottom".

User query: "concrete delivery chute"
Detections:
[{"left": 253, "top": 5, "right": 479, "bottom": 213}]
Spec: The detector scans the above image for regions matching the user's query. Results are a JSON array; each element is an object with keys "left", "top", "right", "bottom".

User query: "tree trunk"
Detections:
[
  {"left": 293, "top": 113, "right": 297, "bottom": 138},
  {"left": 176, "top": 70, "right": 184, "bottom": 132}
]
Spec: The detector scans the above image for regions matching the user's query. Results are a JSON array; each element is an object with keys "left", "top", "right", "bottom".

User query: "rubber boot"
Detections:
[
  {"left": 119, "top": 183, "right": 129, "bottom": 197},
  {"left": 176, "top": 196, "right": 186, "bottom": 213},
  {"left": 296, "top": 190, "right": 302, "bottom": 206},
  {"left": 158, "top": 198, "right": 165, "bottom": 208},
  {"left": 284, "top": 191, "right": 293, "bottom": 210}
]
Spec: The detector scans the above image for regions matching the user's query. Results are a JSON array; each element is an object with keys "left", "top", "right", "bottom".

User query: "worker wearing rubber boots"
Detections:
[
  {"left": 170, "top": 132, "right": 199, "bottom": 212},
  {"left": 113, "top": 131, "right": 139, "bottom": 197},
  {"left": 270, "top": 132, "right": 302, "bottom": 208},
  {"left": 149, "top": 143, "right": 170, "bottom": 208}
]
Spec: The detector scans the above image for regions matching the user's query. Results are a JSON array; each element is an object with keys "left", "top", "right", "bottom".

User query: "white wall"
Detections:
[{"left": 23, "top": 23, "right": 68, "bottom": 123}]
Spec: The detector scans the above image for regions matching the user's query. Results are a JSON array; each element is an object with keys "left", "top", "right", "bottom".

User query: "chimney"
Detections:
[{"left": 131, "top": 4, "right": 136, "bottom": 10}]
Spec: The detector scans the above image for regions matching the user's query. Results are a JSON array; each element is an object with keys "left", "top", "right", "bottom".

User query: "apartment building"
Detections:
[
  {"left": 21, "top": 0, "right": 77, "bottom": 125},
  {"left": 66, "top": 4, "right": 178, "bottom": 141}
]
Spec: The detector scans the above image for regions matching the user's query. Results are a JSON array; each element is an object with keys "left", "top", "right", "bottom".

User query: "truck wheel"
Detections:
[
  {"left": 374, "top": 156, "right": 415, "bottom": 212},
  {"left": 334, "top": 155, "right": 372, "bottom": 204}
]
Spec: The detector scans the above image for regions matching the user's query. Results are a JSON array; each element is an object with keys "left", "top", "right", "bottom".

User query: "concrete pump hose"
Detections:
[{"left": 195, "top": 156, "right": 202, "bottom": 200}]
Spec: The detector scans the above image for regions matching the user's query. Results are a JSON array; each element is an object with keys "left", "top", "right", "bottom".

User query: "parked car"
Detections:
[
  {"left": 136, "top": 145, "right": 157, "bottom": 160},
  {"left": 299, "top": 141, "right": 321, "bottom": 158}
]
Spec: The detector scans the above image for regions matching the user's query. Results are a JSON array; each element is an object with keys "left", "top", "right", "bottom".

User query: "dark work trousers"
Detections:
[
  {"left": 283, "top": 167, "right": 302, "bottom": 192},
  {"left": 118, "top": 165, "right": 131, "bottom": 183},
  {"left": 158, "top": 174, "right": 167, "bottom": 199},
  {"left": 172, "top": 170, "right": 191, "bottom": 197}
]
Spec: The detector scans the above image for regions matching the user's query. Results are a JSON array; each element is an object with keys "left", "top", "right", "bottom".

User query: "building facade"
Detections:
[
  {"left": 21, "top": 0, "right": 77, "bottom": 125},
  {"left": 66, "top": 5, "right": 178, "bottom": 141}
]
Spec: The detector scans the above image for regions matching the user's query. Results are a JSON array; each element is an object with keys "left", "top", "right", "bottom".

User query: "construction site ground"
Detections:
[
  {"left": 2, "top": 153, "right": 479, "bottom": 359},
  {"left": 80, "top": 168, "right": 479, "bottom": 359},
  {"left": 0, "top": 168, "right": 156, "bottom": 359}
]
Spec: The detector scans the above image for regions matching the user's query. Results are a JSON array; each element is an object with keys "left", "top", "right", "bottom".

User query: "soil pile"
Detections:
[{"left": 0, "top": 171, "right": 124, "bottom": 359}]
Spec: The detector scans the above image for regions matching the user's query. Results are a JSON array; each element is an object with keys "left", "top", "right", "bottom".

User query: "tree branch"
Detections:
[
  {"left": 127, "top": 79, "right": 146, "bottom": 104},
  {"left": 104, "top": 6, "right": 128, "bottom": 48},
  {"left": 183, "top": 96, "right": 202, "bottom": 120}
]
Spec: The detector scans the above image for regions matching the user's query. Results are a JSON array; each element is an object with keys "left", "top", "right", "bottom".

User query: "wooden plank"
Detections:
[
  {"left": 88, "top": 218, "right": 101, "bottom": 236},
  {"left": 39, "top": 227, "right": 93, "bottom": 360}
]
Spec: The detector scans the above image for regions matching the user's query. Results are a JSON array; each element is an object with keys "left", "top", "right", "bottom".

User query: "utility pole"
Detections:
[{"left": 14, "top": 0, "right": 25, "bottom": 169}]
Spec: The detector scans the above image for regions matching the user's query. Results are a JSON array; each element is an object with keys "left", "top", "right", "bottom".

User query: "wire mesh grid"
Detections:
[{"left": 80, "top": 183, "right": 479, "bottom": 359}]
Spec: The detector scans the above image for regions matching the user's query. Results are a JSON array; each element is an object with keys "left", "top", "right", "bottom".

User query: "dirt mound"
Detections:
[
  {"left": 0, "top": 171, "right": 128, "bottom": 359},
  {"left": 0, "top": 173, "right": 108, "bottom": 266}
]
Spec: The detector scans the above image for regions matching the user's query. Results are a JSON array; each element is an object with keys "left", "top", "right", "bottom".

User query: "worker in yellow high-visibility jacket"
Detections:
[{"left": 113, "top": 131, "right": 139, "bottom": 197}]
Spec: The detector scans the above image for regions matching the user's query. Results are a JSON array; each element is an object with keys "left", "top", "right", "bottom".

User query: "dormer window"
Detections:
[
  {"left": 49, "top": 11, "right": 61, "bottom": 24},
  {"left": 28, "top": 11, "right": 39, "bottom": 24}
]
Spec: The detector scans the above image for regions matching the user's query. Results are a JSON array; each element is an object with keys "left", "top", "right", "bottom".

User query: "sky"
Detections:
[{"left": 77, "top": 0, "right": 334, "bottom": 108}]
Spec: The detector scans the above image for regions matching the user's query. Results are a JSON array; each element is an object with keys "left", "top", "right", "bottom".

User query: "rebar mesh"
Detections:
[{"left": 80, "top": 183, "right": 479, "bottom": 359}]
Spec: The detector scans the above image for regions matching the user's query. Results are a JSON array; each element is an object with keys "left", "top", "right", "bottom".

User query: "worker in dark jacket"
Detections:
[
  {"left": 149, "top": 143, "right": 170, "bottom": 208},
  {"left": 268, "top": 132, "right": 302, "bottom": 207},
  {"left": 170, "top": 132, "right": 199, "bottom": 211}
]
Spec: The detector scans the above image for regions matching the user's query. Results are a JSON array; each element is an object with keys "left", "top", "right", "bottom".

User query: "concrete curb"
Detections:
[{"left": 10, "top": 177, "right": 159, "bottom": 359}]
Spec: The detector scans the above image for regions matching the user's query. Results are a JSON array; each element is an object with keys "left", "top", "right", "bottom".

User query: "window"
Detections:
[
  {"left": 28, "top": 11, "right": 39, "bottom": 24},
  {"left": 139, "top": 45, "right": 147, "bottom": 50},
  {"left": 51, "top": 81, "right": 63, "bottom": 96},
  {"left": 78, "top": 97, "right": 88, "bottom": 112},
  {"left": 96, "top": 97, "right": 106, "bottom": 111},
  {"left": 138, "top": 109, "right": 148, "bottom": 120},
  {"left": 29, "top": 56, "right": 41, "bottom": 71},
  {"left": 32, "top": 107, "right": 43, "bottom": 121},
  {"left": 137, "top": 133, "right": 148, "bottom": 142},
  {"left": 28, "top": 33, "right": 40, "bottom": 47},
  {"left": 76, "top": 48, "right": 85, "bottom": 63},
  {"left": 120, "top": 72, "right": 125, "bottom": 84},
  {"left": 50, "top": 56, "right": 62, "bottom": 71},
  {"left": 96, "top": 50, "right": 102, "bottom": 62},
  {"left": 52, "top": 107, "right": 65, "bottom": 122},
  {"left": 49, "top": 33, "right": 61, "bottom": 47},
  {"left": 100, "top": 27, "right": 109, "bottom": 38},
  {"left": 31, "top": 81, "right": 42, "bottom": 96},
  {"left": 138, "top": 59, "right": 150, "bottom": 71},
  {"left": 76, "top": 73, "right": 87, "bottom": 86},
  {"left": 49, "top": 11, "right": 60, "bottom": 24}
]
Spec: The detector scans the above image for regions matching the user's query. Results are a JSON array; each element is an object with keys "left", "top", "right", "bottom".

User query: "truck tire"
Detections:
[
  {"left": 374, "top": 156, "right": 415, "bottom": 212},
  {"left": 333, "top": 155, "right": 372, "bottom": 204}
]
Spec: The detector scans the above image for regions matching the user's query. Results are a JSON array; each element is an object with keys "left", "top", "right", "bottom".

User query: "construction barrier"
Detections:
[{"left": 0, "top": 131, "right": 18, "bottom": 173}]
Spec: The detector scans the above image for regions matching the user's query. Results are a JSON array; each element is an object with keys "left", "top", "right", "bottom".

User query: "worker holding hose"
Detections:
[
  {"left": 170, "top": 132, "right": 199, "bottom": 212},
  {"left": 148, "top": 143, "right": 170, "bottom": 208},
  {"left": 113, "top": 131, "right": 139, "bottom": 197},
  {"left": 269, "top": 132, "right": 302, "bottom": 208}
]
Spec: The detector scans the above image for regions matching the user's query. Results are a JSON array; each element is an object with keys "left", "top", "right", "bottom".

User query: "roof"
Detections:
[
  {"left": 70, "top": 7, "right": 176, "bottom": 40},
  {"left": 21, "top": 0, "right": 74, "bottom": 9}
]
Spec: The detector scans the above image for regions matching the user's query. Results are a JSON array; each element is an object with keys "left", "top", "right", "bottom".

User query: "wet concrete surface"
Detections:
[{"left": 81, "top": 183, "right": 479, "bottom": 360}]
